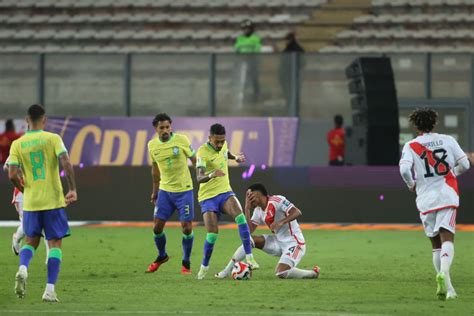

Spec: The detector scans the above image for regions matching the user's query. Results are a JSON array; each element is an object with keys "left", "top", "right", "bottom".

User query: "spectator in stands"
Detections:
[
  {"left": 0, "top": 119, "right": 22, "bottom": 164},
  {"left": 234, "top": 20, "right": 261, "bottom": 103},
  {"left": 235, "top": 19, "right": 262, "bottom": 53},
  {"left": 327, "top": 115, "right": 345, "bottom": 166},
  {"left": 279, "top": 32, "right": 305, "bottom": 107}
]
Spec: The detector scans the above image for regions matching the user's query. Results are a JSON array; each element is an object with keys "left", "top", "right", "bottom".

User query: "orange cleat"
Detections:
[
  {"left": 181, "top": 260, "right": 192, "bottom": 275},
  {"left": 181, "top": 266, "right": 192, "bottom": 275},
  {"left": 145, "top": 255, "right": 169, "bottom": 273}
]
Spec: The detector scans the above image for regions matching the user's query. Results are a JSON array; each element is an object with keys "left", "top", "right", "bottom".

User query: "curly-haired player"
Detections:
[{"left": 399, "top": 107, "right": 470, "bottom": 300}]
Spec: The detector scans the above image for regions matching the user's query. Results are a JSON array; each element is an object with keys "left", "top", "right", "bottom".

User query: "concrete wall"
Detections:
[{"left": 1, "top": 166, "right": 473, "bottom": 223}]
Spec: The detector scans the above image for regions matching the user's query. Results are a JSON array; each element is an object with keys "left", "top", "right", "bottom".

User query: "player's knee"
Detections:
[
  {"left": 153, "top": 226, "right": 163, "bottom": 235},
  {"left": 182, "top": 225, "right": 192, "bottom": 235}
]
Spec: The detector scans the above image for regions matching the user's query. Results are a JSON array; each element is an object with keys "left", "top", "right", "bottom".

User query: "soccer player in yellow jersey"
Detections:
[
  {"left": 8, "top": 104, "right": 77, "bottom": 302},
  {"left": 146, "top": 113, "right": 197, "bottom": 274},
  {"left": 196, "top": 123, "right": 259, "bottom": 279}
]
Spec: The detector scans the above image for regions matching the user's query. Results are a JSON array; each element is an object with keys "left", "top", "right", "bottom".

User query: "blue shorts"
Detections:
[
  {"left": 200, "top": 191, "right": 235, "bottom": 215},
  {"left": 22, "top": 208, "right": 70, "bottom": 240},
  {"left": 154, "top": 189, "right": 194, "bottom": 222}
]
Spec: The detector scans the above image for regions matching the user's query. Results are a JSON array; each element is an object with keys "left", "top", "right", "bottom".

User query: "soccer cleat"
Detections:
[
  {"left": 447, "top": 290, "right": 458, "bottom": 300},
  {"left": 214, "top": 269, "right": 230, "bottom": 279},
  {"left": 197, "top": 265, "right": 209, "bottom": 280},
  {"left": 181, "top": 266, "right": 192, "bottom": 275},
  {"left": 145, "top": 255, "right": 169, "bottom": 273},
  {"left": 181, "top": 260, "right": 192, "bottom": 275},
  {"left": 42, "top": 290, "right": 60, "bottom": 303},
  {"left": 313, "top": 265, "right": 321, "bottom": 278},
  {"left": 14, "top": 269, "right": 27, "bottom": 299},
  {"left": 436, "top": 272, "right": 447, "bottom": 301},
  {"left": 246, "top": 256, "right": 259, "bottom": 271},
  {"left": 12, "top": 233, "right": 20, "bottom": 256}
]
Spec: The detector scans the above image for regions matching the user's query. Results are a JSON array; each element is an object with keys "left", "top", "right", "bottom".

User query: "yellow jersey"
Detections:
[
  {"left": 8, "top": 130, "right": 67, "bottom": 211},
  {"left": 148, "top": 133, "right": 195, "bottom": 192},
  {"left": 196, "top": 141, "right": 232, "bottom": 202}
]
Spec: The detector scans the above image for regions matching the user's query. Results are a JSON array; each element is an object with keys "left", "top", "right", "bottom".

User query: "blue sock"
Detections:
[
  {"left": 235, "top": 214, "right": 252, "bottom": 255},
  {"left": 47, "top": 248, "right": 62, "bottom": 285},
  {"left": 19, "top": 245, "right": 35, "bottom": 267},
  {"left": 182, "top": 232, "right": 194, "bottom": 263},
  {"left": 154, "top": 232, "right": 167, "bottom": 258},
  {"left": 202, "top": 233, "right": 218, "bottom": 267}
]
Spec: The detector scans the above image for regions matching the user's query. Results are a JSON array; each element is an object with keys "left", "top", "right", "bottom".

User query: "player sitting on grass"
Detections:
[
  {"left": 195, "top": 123, "right": 259, "bottom": 280},
  {"left": 399, "top": 107, "right": 470, "bottom": 300},
  {"left": 216, "top": 183, "right": 320, "bottom": 279}
]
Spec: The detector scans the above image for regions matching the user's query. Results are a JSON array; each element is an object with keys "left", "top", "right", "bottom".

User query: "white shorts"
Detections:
[
  {"left": 262, "top": 235, "right": 306, "bottom": 268},
  {"left": 420, "top": 208, "right": 456, "bottom": 238}
]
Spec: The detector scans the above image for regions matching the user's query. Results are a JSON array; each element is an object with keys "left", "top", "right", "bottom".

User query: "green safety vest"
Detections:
[{"left": 234, "top": 34, "right": 262, "bottom": 53}]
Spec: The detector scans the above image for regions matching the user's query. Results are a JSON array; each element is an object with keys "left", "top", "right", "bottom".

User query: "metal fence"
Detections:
[{"left": 1, "top": 52, "right": 473, "bottom": 150}]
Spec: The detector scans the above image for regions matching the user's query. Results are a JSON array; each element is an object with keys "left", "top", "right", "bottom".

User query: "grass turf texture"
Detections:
[{"left": 0, "top": 227, "right": 473, "bottom": 315}]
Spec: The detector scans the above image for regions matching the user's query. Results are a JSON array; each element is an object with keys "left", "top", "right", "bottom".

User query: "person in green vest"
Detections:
[
  {"left": 234, "top": 20, "right": 261, "bottom": 103},
  {"left": 235, "top": 20, "right": 262, "bottom": 53}
]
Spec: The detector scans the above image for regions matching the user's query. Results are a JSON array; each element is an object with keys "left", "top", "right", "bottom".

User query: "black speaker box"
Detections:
[
  {"left": 345, "top": 57, "right": 400, "bottom": 165},
  {"left": 345, "top": 57, "right": 394, "bottom": 79}
]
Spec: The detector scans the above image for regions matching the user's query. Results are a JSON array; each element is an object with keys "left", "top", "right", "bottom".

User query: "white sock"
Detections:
[
  {"left": 19, "top": 265, "right": 27, "bottom": 273},
  {"left": 440, "top": 241, "right": 455, "bottom": 291},
  {"left": 16, "top": 224, "right": 25, "bottom": 241},
  {"left": 432, "top": 248, "right": 441, "bottom": 273},
  {"left": 46, "top": 283, "right": 55, "bottom": 292},
  {"left": 232, "top": 245, "right": 246, "bottom": 262},
  {"left": 277, "top": 268, "right": 317, "bottom": 279}
]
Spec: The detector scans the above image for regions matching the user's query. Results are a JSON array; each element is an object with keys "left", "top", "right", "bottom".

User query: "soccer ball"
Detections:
[{"left": 231, "top": 261, "right": 252, "bottom": 280}]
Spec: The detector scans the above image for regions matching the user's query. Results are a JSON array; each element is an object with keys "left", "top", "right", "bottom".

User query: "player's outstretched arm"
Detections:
[
  {"left": 59, "top": 153, "right": 77, "bottom": 205},
  {"left": 151, "top": 162, "right": 160, "bottom": 204},
  {"left": 270, "top": 206, "right": 302, "bottom": 233},
  {"left": 228, "top": 152, "right": 246, "bottom": 163},
  {"left": 8, "top": 165, "right": 24, "bottom": 193}
]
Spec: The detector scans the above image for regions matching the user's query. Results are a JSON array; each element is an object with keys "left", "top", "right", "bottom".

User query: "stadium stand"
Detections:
[
  {"left": 322, "top": 0, "right": 474, "bottom": 53},
  {"left": 0, "top": 0, "right": 327, "bottom": 53},
  {"left": 2, "top": 0, "right": 474, "bottom": 53}
]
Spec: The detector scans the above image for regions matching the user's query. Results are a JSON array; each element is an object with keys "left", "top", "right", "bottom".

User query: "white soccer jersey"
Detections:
[
  {"left": 250, "top": 195, "right": 305, "bottom": 244},
  {"left": 399, "top": 133, "right": 467, "bottom": 214}
]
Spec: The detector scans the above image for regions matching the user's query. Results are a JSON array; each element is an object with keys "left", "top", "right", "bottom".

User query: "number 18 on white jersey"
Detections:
[{"left": 399, "top": 133, "right": 468, "bottom": 214}]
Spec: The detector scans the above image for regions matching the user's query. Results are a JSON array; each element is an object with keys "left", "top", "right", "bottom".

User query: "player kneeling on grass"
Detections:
[
  {"left": 399, "top": 107, "right": 470, "bottom": 300},
  {"left": 216, "top": 183, "right": 320, "bottom": 279}
]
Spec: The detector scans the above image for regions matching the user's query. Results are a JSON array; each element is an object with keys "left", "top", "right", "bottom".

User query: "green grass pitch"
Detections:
[{"left": 0, "top": 227, "right": 473, "bottom": 315}]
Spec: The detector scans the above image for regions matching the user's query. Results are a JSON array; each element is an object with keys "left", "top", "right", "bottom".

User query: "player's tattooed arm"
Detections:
[
  {"left": 270, "top": 206, "right": 302, "bottom": 233},
  {"left": 228, "top": 152, "right": 246, "bottom": 163},
  {"left": 8, "top": 165, "right": 24, "bottom": 193},
  {"left": 196, "top": 166, "right": 225, "bottom": 183},
  {"left": 151, "top": 162, "right": 161, "bottom": 204},
  {"left": 59, "top": 153, "right": 78, "bottom": 205}
]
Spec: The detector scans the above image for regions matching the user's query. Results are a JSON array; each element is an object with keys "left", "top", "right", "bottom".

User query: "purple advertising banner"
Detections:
[{"left": 40, "top": 117, "right": 299, "bottom": 167}]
